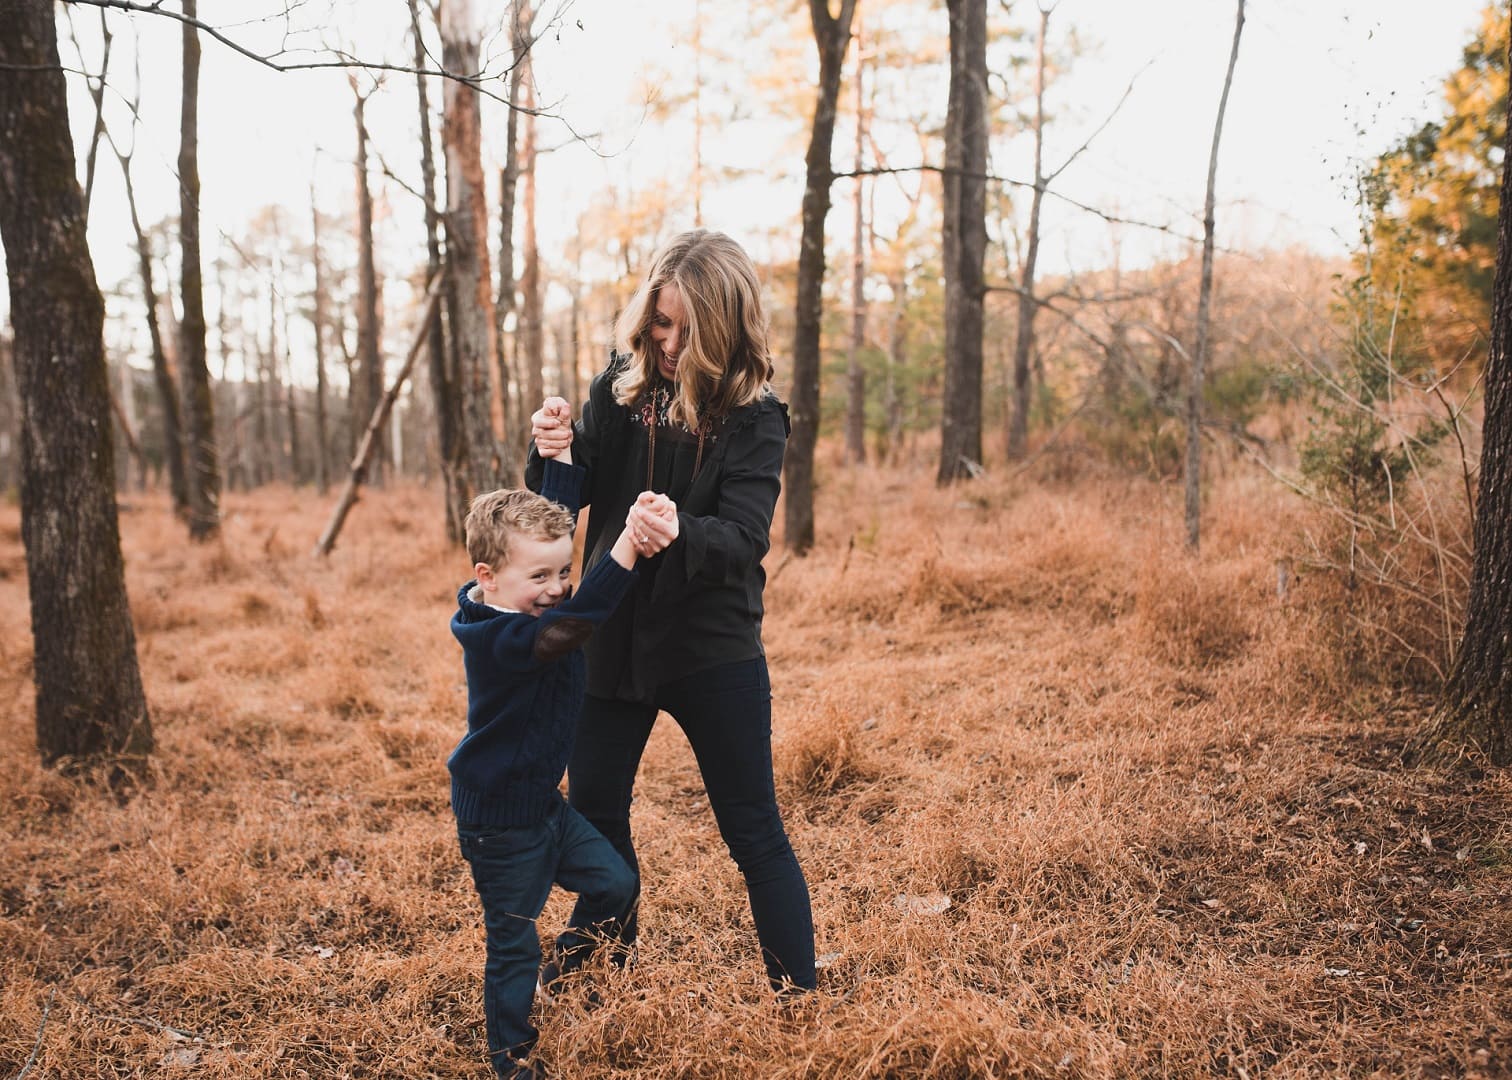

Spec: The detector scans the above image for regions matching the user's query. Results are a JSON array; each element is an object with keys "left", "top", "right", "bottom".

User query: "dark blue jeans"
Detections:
[
  {"left": 457, "top": 798, "right": 637, "bottom": 1077},
  {"left": 564, "top": 656, "right": 816, "bottom": 990}
]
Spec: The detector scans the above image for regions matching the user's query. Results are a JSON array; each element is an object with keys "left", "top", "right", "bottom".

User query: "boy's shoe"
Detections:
[
  {"left": 538, "top": 956, "right": 601, "bottom": 1007},
  {"left": 537, "top": 957, "right": 566, "bottom": 998},
  {"left": 501, "top": 1056, "right": 547, "bottom": 1080}
]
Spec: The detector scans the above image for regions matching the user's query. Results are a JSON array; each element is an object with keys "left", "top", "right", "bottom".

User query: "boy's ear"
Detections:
[{"left": 474, "top": 562, "right": 496, "bottom": 589}]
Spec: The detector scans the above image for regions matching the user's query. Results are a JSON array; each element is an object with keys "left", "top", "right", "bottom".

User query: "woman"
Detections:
[{"left": 525, "top": 229, "right": 815, "bottom": 993}]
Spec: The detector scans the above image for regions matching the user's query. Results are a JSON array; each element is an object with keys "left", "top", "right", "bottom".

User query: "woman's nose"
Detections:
[{"left": 664, "top": 327, "right": 681, "bottom": 355}]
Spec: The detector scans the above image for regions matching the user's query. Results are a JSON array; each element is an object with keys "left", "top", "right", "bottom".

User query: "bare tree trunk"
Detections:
[
  {"left": 883, "top": 274, "right": 907, "bottom": 465},
  {"left": 1008, "top": 5, "right": 1050, "bottom": 462},
  {"left": 254, "top": 303, "right": 273, "bottom": 487},
  {"left": 939, "top": 0, "right": 987, "bottom": 485},
  {"left": 277, "top": 278, "right": 301, "bottom": 484},
  {"left": 179, "top": 0, "right": 220, "bottom": 539},
  {"left": 520, "top": 60, "right": 544, "bottom": 440},
  {"left": 441, "top": 0, "right": 502, "bottom": 494},
  {"left": 0, "top": 1, "right": 153, "bottom": 767},
  {"left": 410, "top": 0, "right": 467, "bottom": 540},
  {"left": 496, "top": 0, "right": 527, "bottom": 468},
  {"left": 1186, "top": 0, "right": 1244, "bottom": 550},
  {"left": 109, "top": 372, "right": 148, "bottom": 490},
  {"left": 1407, "top": 33, "right": 1512, "bottom": 767},
  {"left": 310, "top": 189, "right": 332, "bottom": 495},
  {"left": 786, "top": 0, "right": 859, "bottom": 555},
  {"left": 845, "top": 17, "right": 868, "bottom": 467},
  {"left": 113, "top": 133, "right": 190, "bottom": 514},
  {"left": 352, "top": 83, "right": 385, "bottom": 483}
]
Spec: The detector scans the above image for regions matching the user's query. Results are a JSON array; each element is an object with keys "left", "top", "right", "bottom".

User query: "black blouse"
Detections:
[{"left": 525, "top": 356, "right": 790, "bottom": 704}]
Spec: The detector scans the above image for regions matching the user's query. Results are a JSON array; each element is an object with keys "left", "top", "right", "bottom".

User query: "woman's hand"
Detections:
[
  {"left": 531, "top": 397, "right": 574, "bottom": 460},
  {"left": 627, "top": 491, "right": 679, "bottom": 556}
]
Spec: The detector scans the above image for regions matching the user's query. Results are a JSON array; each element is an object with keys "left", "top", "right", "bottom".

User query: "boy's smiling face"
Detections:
[{"left": 477, "top": 533, "right": 574, "bottom": 615}]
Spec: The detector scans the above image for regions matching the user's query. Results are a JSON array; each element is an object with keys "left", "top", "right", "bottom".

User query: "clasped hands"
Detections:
[{"left": 532, "top": 396, "right": 678, "bottom": 560}]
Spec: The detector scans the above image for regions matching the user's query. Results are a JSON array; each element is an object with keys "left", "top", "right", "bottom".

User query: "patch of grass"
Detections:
[{"left": 0, "top": 472, "right": 1506, "bottom": 1078}]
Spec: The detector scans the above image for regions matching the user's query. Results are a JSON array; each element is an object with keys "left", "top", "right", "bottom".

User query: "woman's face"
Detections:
[{"left": 649, "top": 282, "right": 688, "bottom": 382}]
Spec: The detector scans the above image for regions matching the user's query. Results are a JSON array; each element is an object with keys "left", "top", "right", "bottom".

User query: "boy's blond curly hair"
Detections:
[{"left": 464, "top": 489, "right": 574, "bottom": 570}]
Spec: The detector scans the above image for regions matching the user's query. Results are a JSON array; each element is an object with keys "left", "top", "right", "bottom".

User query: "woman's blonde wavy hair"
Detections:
[{"left": 612, "top": 229, "right": 774, "bottom": 427}]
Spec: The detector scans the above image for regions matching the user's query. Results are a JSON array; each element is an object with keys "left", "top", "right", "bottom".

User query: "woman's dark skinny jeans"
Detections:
[{"left": 559, "top": 656, "right": 817, "bottom": 990}]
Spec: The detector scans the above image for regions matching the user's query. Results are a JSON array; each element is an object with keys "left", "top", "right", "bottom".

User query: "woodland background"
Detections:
[{"left": 1, "top": 0, "right": 1510, "bottom": 1077}]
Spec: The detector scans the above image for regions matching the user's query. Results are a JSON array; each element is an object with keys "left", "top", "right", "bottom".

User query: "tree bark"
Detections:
[
  {"left": 114, "top": 134, "right": 190, "bottom": 514},
  {"left": 845, "top": 17, "right": 868, "bottom": 467},
  {"left": 1407, "top": 32, "right": 1512, "bottom": 767},
  {"left": 178, "top": 0, "right": 221, "bottom": 539},
  {"left": 519, "top": 57, "right": 544, "bottom": 442},
  {"left": 0, "top": 1, "right": 153, "bottom": 766},
  {"left": 410, "top": 0, "right": 467, "bottom": 540},
  {"left": 786, "top": 0, "right": 859, "bottom": 555},
  {"left": 938, "top": 0, "right": 987, "bottom": 485},
  {"left": 1186, "top": 0, "right": 1244, "bottom": 550},
  {"left": 352, "top": 84, "right": 385, "bottom": 479},
  {"left": 310, "top": 189, "right": 332, "bottom": 495},
  {"left": 495, "top": 0, "right": 528, "bottom": 464},
  {"left": 1007, "top": 5, "right": 1050, "bottom": 462},
  {"left": 441, "top": 0, "right": 502, "bottom": 495}
]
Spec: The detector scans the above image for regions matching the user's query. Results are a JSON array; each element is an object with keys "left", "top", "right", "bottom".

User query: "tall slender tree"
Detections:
[
  {"left": 352, "top": 79, "right": 384, "bottom": 474},
  {"left": 410, "top": 0, "right": 467, "bottom": 539},
  {"left": 110, "top": 123, "right": 189, "bottom": 516},
  {"left": 938, "top": 0, "right": 988, "bottom": 485},
  {"left": 519, "top": 48, "right": 544, "bottom": 430},
  {"left": 786, "top": 0, "right": 859, "bottom": 555},
  {"left": 0, "top": 0, "right": 153, "bottom": 766},
  {"left": 309, "top": 188, "right": 333, "bottom": 495},
  {"left": 495, "top": 0, "right": 528, "bottom": 465},
  {"left": 441, "top": 0, "right": 502, "bottom": 494},
  {"left": 1185, "top": 0, "right": 1244, "bottom": 550},
  {"left": 178, "top": 0, "right": 220, "bottom": 538},
  {"left": 1007, "top": 3, "right": 1051, "bottom": 462},
  {"left": 845, "top": 15, "right": 869, "bottom": 467}
]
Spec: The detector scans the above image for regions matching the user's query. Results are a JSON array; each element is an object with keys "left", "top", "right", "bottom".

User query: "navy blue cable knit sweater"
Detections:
[{"left": 447, "top": 462, "right": 637, "bottom": 826}]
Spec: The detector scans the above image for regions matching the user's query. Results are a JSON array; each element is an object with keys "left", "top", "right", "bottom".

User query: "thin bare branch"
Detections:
[{"left": 15, "top": 988, "right": 56, "bottom": 1080}]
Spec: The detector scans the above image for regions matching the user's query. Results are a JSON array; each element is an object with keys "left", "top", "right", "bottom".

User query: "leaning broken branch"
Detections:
[{"left": 314, "top": 272, "right": 444, "bottom": 558}]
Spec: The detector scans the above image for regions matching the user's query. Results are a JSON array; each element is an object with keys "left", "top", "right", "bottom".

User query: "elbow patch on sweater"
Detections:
[{"left": 534, "top": 617, "right": 595, "bottom": 663}]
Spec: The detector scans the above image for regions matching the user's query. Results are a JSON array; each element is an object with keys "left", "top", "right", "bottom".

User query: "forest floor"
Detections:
[{"left": 0, "top": 458, "right": 1508, "bottom": 1079}]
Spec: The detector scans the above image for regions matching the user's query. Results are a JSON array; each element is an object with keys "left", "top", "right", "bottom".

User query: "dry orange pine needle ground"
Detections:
[{"left": 0, "top": 463, "right": 1508, "bottom": 1078}]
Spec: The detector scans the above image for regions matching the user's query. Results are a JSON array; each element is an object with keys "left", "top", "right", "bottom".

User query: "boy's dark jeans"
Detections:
[
  {"left": 457, "top": 798, "right": 637, "bottom": 1078},
  {"left": 564, "top": 657, "right": 817, "bottom": 991}
]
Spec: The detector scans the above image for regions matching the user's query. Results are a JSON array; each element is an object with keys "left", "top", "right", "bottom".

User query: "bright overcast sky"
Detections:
[{"left": 10, "top": 0, "right": 1494, "bottom": 333}]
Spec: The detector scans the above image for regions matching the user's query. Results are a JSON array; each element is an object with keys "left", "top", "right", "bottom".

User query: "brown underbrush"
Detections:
[{"left": 0, "top": 462, "right": 1507, "bottom": 1078}]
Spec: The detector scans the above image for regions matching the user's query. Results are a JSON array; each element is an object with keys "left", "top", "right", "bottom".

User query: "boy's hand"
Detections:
[
  {"left": 531, "top": 397, "right": 573, "bottom": 460},
  {"left": 627, "top": 491, "right": 679, "bottom": 555}
]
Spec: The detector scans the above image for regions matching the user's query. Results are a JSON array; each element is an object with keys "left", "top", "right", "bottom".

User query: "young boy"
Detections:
[{"left": 450, "top": 459, "right": 666, "bottom": 1080}]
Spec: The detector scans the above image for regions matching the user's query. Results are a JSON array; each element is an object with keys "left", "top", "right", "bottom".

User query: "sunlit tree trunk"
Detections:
[
  {"left": 520, "top": 59, "right": 544, "bottom": 445},
  {"left": 410, "top": 0, "right": 467, "bottom": 539},
  {"left": 0, "top": 1, "right": 153, "bottom": 766},
  {"left": 938, "top": 0, "right": 987, "bottom": 485},
  {"left": 845, "top": 17, "right": 868, "bottom": 467},
  {"left": 441, "top": 0, "right": 502, "bottom": 495},
  {"left": 496, "top": 0, "right": 527, "bottom": 469},
  {"left": 1187, "top": 0, "right": 1244, "bottom": 550},
  {"left": 1007, "top": 4, "right": 1050, "bottom": 462},
  {"left": 352, "top": 82, "right": 385, "bottom": 479},
  {"left": 178, "top": 0, "right": 220, "bottom": 538},
  {"left": 786, "top": 0, "right": 859, "bottom": 554}
]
